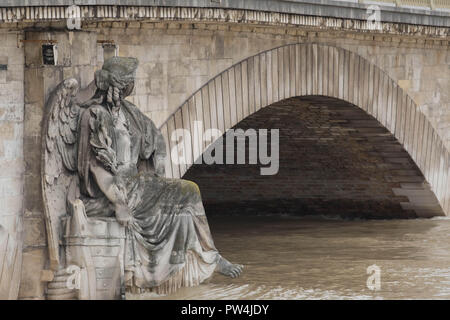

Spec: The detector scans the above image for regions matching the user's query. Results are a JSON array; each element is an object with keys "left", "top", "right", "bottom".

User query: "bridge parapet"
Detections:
[
  {"left": 0, "top": 1, "right": 449, "bottom": 28},
  {"left": 2, "top": 0, "right": 449, "bottom": 12},
  {"left": 0, "top": 4, "right": 449, "bottom": 40},
  {"left": 350, "top": 0, "right": 450, "bottom": 11}
]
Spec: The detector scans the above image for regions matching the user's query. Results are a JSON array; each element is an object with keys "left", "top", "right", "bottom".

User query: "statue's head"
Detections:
[{"left": 95, "top": 56, "right": 138, "bottom": 98}]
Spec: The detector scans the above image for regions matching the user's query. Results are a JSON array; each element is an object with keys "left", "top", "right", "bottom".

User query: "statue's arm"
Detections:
[
  {"left": 82, "top": 106, "right": 131, "bottom": 223},
  {"left": 90, "top": 161, "right": 126, "bottom": 205},
  {"left": 152, "top": 126, "right": 166, "bottom": 177},
  {"left": 89, "top": 161, "right": 129, "bottom": 217}
]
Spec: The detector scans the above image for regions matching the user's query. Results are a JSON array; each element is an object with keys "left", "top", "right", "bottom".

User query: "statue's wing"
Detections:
[{"left": 42, "top": 78, "right": 81, "bottom": 269}]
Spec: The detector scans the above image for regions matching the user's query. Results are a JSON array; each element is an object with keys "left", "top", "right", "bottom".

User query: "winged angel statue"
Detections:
[{"left": 42, "top": 57, "right": 242, "bottom": 299}]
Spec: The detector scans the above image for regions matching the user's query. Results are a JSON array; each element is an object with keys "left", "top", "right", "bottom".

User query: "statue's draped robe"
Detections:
[{"left": 76, "top": 100, "right": 218, "bottom": 293}]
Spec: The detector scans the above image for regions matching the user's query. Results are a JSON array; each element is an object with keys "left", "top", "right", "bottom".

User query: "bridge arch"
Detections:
[{"left": 159, "top": 43, "right": 450, "bottom": 216}]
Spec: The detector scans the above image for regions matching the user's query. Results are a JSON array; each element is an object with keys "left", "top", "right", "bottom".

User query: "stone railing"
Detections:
[
  {"left": 341, "top": 0, "right": 450, "bottom": 10},
  {"left": 0, "top": 1, "right": 449, "bottom": 30},
  {"left": 398, "top": 0, "right": 449, "bottom": 10},
  {"left": 0, "top": 0, "right": 449, "bottom": 9}
]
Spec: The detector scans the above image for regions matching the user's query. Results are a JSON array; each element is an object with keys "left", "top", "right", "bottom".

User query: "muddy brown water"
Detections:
[{"left": 129, "top": 215, "right": 450, "bottom": 300}]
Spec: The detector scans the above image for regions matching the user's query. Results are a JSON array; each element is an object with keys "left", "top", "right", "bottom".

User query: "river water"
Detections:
[{"left": 133, "top": 215, "right": 450, "bottom": 300}]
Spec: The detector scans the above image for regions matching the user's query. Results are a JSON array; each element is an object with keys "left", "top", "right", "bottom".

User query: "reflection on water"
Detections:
[{"left": 131, "top": 215, "right": 450, "bottom": 300}]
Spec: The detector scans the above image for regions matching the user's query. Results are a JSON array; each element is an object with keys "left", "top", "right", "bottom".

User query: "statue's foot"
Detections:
[{"left": 216, "top": 255, "right": 244, "bottom": 278}]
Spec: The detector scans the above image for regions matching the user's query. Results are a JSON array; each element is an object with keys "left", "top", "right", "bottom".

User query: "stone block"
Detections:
[
  {"left": 0, "top": 70, "right": 6, "bottom": 84},
  {"left": 134, "top": 78, "right": 150, "bottom": 96},
  {"left": 24, "top": 103, "right": 43, "bottom": 137},
  {"left": 127, "top": 21, "right": 141, "bottom": 29},
  {"left": 76, "top": 65, "right": 96, "bottom": 88},
  {"left": 6, "top": 64, "right": 24, "bottom": 82},
  {"left": 43, "top": 67, "right": 63, "bottom": 101},
  {"left": 71, "top": 32, "right": 97, "bottom": 66},
  {"left": 131, "top": 95, "right": 149, "bottom": 111},
  {"left": 112, "top": 22, "right": 126, "bottom": 29},
  {"left": 0, "top": 159, "right": 23, "bottom": 180},
  {"left": 0, "top": 195, "right": 23, "bottom": 218},
  {"left": 0, "top": 56, "right": 8, "bottom": 66},
  {"left": 147, "top": 95, "right": 167, "bottom": 113},
  {"left": 24, "top": 43, "right": 42, "bottom": 68},
  {"left": 167, "top": 59, "right": 209, "bottom": 77},
  {"left": 24, "top": 68, "right": 43, "bottom": 104},
  {"left": 398, "top": 79, "right": 412, "bottom": 91},
  {"left": 148, "top": 109, "right": 171, "bottom": 128},
  {"left": 208, "top": 59, "right": 233, "bottom": 78},
  {"left": 23, "top": 217, "right": 47, "bottom": 248},
  {"left": 24, "top": 174, "right": 43, "bottom": 213},
  {"left": 0, "top": 103, "right": 23, "bottom": 123},
  {"left": 141, "top": 22, "right": 155, "bottom": 29},
  {"left": 0, "top": 214, "right": 20, "bottom": 237},
  {"left": 5, "top": 33, "right": 18, "bottom": 48},
  {"left": 149, "top": 77, "right": 165, "bottom": 96},
  {"left": 0, "top": 81, "right": 24, "bottom": 105},
  {"left": 0, "top": 122, "right": 15, "bottom": 140},
  {"left": 168, "top": 76, "right": 187, "bottom": 93},
  {"left": 18, "top": 248, "right": 47, "bottom": 299},
  {"left": 7, "top": 47, "right": 24, "bottom": 66},
  {"left": 136, "top": 61, "right": 164, "bottom": 79}
]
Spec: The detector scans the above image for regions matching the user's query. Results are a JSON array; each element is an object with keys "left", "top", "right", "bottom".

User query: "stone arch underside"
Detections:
[{"left": 159, "top": 43, "right": 450, "bottom": 217}]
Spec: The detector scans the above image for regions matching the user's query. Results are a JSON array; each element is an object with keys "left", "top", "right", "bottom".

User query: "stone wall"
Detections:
[
  {"left": 90, "top": 22, "right": 450, "bottom": 151},
  {"left": 20, "top": 30, "right": 99, "bottom": 299},
  {"left": 0, "top": 30, "right": 24, "bottom": 299}
]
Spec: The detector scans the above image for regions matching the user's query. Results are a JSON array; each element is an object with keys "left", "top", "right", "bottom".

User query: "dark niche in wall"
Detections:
[{"left": 42, "top": 44, "right": 57, "bottom": 65}]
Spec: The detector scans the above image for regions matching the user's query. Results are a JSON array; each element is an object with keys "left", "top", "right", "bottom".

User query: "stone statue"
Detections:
[{"left": 42, "top": 57, "right": 242, "bottom": 299}]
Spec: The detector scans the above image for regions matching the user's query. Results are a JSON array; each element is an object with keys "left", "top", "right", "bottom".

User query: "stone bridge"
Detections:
[{"left": 0, "top": 0, "right": 449, "bottom": 299}]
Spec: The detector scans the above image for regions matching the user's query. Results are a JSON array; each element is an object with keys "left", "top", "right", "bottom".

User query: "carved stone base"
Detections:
[{"left": 48, "top": 199, "right": 126, "bottom": 300}]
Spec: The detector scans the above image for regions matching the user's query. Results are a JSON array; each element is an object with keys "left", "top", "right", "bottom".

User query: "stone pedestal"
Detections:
[{"left": 57, "top": 200, "right": 126, "bottom": 300}]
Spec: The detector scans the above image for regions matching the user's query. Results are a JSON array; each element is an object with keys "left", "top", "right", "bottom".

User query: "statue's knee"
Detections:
[{"left": 180, "top": 179, "right": 201, "bottom": 195}]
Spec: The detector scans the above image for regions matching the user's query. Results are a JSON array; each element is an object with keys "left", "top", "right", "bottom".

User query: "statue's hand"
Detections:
[
  {"left": 153, "top": 154, "right": 166, "bottom": 178},
  {"left": 114, "top": 203, "right": 132, "bottom": 227}
]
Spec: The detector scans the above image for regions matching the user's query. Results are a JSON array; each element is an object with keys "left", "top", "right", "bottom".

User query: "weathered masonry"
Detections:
[{"left": 0, "top": 0, "right": 449, "bottom": 299}]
